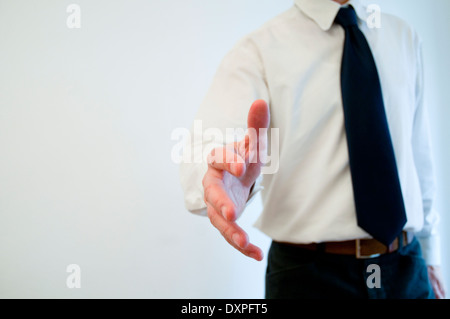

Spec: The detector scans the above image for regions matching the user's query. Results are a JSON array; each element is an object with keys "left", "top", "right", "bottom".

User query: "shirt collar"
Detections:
[{"left": 294, "top": 0, "right": 368, "bottom": 31}]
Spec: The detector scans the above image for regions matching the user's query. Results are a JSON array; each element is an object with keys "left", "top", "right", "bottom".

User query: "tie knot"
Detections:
[{"left": 335, "top": 6, "right": 358, "bottom": 28}]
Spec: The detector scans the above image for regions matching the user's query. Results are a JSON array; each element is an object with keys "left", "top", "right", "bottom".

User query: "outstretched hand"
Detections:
[{"left": 202, "top": 100, "right": 270, "bottom": 261}]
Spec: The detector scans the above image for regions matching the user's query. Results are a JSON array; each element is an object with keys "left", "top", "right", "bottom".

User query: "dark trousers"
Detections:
[{"left": 265, "top": 237, "right": 435, "bottom": 299}]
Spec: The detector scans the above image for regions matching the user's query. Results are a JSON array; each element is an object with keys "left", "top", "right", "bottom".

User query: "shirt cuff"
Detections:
[
  {"left": 247, "top": 174, "right": 263, "bottom": 205},
  {"left": 416, "top": 233, "right": 441, "bottom": 266}
]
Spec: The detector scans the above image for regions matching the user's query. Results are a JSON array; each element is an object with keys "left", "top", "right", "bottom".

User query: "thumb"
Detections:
[
  {"left": 246, "top": 100, "right": 270, "bottom": 165},
  {"left": 247, "top": 99, "right": 270, "bottom": 135}
]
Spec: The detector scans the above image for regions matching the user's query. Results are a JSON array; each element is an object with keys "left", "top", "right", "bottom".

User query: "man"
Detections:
[{"left": 180, "top": 0, "right": 445, "bottom": 298}]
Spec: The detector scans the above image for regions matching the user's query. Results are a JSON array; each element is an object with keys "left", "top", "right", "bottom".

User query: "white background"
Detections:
[{"left": 0, "top": 0, "right": 448, "bottom": 298}]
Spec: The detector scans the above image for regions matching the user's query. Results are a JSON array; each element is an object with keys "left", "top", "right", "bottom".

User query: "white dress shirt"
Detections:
[{"left": 179, "top": 0, "right": 440, "bottom": 265}]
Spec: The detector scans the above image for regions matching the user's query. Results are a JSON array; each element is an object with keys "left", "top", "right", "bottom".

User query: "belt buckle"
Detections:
[{"left": 356, "top": 239, "right": 381, "bottom": 259}]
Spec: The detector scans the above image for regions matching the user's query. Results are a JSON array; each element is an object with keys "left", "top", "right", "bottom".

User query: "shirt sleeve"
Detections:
[
  {"left": 411, "top": 37, "right": 441, "bottom": 266},
  {"left": 179, "top": 36, "right": 269, "bottom": 216}
]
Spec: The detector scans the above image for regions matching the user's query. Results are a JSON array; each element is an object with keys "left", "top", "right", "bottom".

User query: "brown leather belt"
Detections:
[{"left": 276, "top": 231, "right": 414, "bottom": 259}]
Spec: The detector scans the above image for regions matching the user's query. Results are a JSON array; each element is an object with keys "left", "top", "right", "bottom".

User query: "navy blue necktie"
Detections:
[{"left": 335, "top": 7, "right": 407, "bottom": 246}]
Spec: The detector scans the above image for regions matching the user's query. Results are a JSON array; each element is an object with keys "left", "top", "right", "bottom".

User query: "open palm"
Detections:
[{"left": 202, "top": 100, "right": 270, "bottom": 261}]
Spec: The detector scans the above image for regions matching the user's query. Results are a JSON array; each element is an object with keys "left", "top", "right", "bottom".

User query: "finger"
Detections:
[
  {"left": 203, "top": 173, "right": 237, "bottom": 221},
  {"left": 207, "top": 204, "right": 263, "bottom": 261},
  {"left": 246, "top": 100, "right": 270, "bottom": 164},
  {"left": 433, "top": 284, "right": 444, "bottom": 299},
  {"left": 207, "top": 203, "right": 248, "bottom": 248},
  {"left": 436, "top": 282, "right": 445, "bottom": 299},
  {"left": 247, "top": 100, "right": 270, "bottom": 136},
  {"left": 223, "top": 237, "right": 264, "bottom": 261},
  {"left": 207, "top": 146, "right": 246, "bottom": 177}
]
